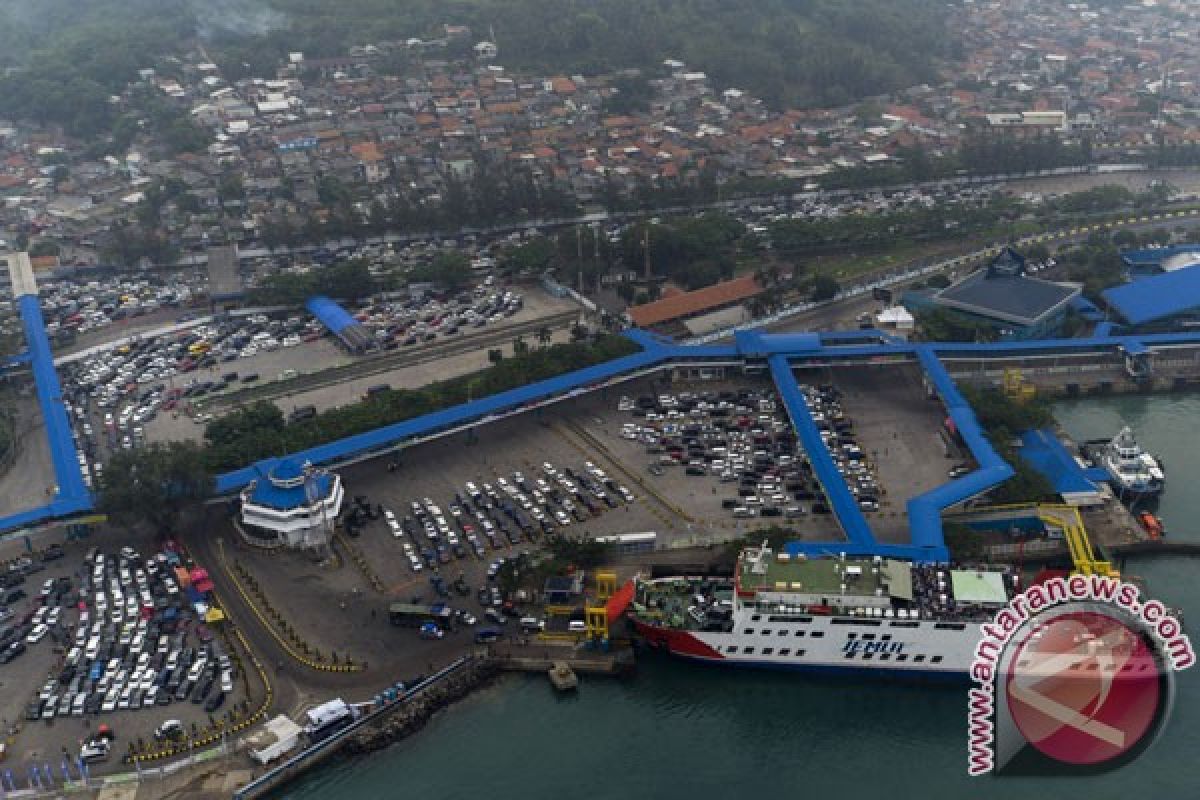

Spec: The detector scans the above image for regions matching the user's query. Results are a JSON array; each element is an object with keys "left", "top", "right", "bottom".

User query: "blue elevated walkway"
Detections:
[
  {"left": 905, "top": 348, "right": 1013, "bottom": 559},
  {"left": 766, "top": 354, "right": 875, "bottom": 548},
  {"left": 10, "top": 300, "right": 1200, "bottom": 541},
  {"left": 216, "top": 332, "right": 674, "bottom": 493},
  {"left": 1017, "top": 429, "right": 1100, "bottom": 498},
  {"left": 0, "top": 295, "right": 92, "bottom": 532}
]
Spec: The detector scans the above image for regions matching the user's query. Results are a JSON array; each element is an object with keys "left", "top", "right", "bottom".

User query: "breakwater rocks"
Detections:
[{"left": 343, "top": 660, "right": 501, "bottom": 754}]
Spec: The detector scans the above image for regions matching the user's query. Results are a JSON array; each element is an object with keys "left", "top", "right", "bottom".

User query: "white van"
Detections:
[{"left": 567, "top": 620, "right": 587, "bottom": 633}]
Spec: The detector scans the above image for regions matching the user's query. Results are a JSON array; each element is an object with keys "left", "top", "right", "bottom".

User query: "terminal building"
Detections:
[
  {"left": 903, "top": 247, "right": 1081, "bottom": 339},
  {"left": 1102, "top": 263, "right": 1200, "bottom": 332},
  {"left": 1119, "top": 245, "right": 1200, "bottom": 280},
  {"left": 625, "top": 275, "right": 764, "bottom": 336},
  {"left": 238, "top": 457, "right": 344, "bottom": 550}
]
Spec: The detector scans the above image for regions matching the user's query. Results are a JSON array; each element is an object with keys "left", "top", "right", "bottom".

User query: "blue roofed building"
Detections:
[
  {"left": 239, "top": 457, "right": 344, "bottom": 549},
  {"left": 1016, "top": 429, "right": 1106, "bottom": 506},
  {"left": 1119, "top": 245, "right": 1200, "bottom": 280},
  {"left": 305, "top": 296, "right": 377, "bottom": 353},
  {"left": 904, "top": 248, "right": 1081, "bottom": 339},
  {"left": 1101, "top": 263, "right": 1200, "bottom": 331}
]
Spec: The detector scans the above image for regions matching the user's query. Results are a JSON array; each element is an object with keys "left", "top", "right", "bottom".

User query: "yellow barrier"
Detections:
[{"left": 217, "top": 541, "right": 366, "bottom": 673}]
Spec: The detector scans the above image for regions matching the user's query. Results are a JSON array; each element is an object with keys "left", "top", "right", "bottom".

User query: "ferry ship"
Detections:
[
  {"left": 628, "top": 543, "right": 1020, "bottom": 681},
  {"left": 1096, "top": 427, "right": 1164, "bottom": 499}
]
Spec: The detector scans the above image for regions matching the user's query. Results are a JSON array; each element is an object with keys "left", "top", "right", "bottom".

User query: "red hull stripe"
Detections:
[{"left": 632, "top": 619, "right": 724, "bottom": 659}]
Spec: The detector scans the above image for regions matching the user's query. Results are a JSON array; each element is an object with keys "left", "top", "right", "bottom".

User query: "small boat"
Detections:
[
  {"left": 1098, "top": 427, "right": 1165, "bottom": 499},
  {"left": 1138, "top": 511, "right": 1164, "bottom": 539},
  {"left": 548, "top": 662, "right": 578, "bottom": 691}
]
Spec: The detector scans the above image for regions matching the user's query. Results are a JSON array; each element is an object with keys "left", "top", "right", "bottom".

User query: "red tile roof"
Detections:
[{"left": 627, "top": 275, "right": 761, "bottom": 327}]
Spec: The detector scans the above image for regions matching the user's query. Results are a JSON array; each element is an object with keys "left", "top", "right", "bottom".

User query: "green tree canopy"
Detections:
[
  {"left": 810, "top": 274, "right": 841, "bottom": 302},
  {"left": 413, "top": 251, "right": 473, "bottom": 291},
  {"left": 97, "top": 441, "right": 214, "bottom": 533}
]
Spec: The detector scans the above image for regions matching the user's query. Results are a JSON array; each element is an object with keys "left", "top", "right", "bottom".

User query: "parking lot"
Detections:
[
  {"left": 796, "top": 364, "right": 968, "bottom": 542},
  {"left": 231, "top": 407, "right": 668, "bottom": 656},
  {"left": 53, "top": 277, "right": 574, "bottom": 487},
  {"left": 37, "top": 271, "right": 206, "bottom": 348},
  {"left": 183, "top": 364, "right": 961, "bottom": 692},
  {"left": 0, "top": 534, "right": 257, "bottom": 772}
]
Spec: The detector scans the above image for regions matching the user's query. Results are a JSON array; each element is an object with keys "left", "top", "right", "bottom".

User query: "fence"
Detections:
[
  {"left": 0, "top": 738, "right": 236, "bottom": 798},
  {"left": 988, "top": 540, "right": 1066, "bottom": 558}
]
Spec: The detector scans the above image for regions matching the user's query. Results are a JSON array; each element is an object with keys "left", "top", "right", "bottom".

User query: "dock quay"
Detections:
[
  {"left": 230, "top": 644, "right": 633, "bottom": 800},
  {"left": 990, "top": 538, "right": 1200, "bottom": 565},
  {"left": 488, "top": 639, "right": 637, "bottom": 676},
  {"left": 943, "top": 342, "right": 1200, "bottom": 398}
]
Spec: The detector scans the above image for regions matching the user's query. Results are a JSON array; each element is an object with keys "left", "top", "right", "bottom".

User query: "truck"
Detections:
[{"left": 302, "top": 698, "right": 357, "bottom": 742}]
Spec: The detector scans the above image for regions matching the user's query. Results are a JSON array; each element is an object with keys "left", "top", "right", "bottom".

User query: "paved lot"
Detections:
[
  {"left": 0, "top": 530, "right": 260, "bottom": 777},
  {"left": 807, "top": 364, "right": 961, "bottom": 542},
  {"left": 144, "top": 326, "right": 578, "bottom": 447},
  {"left": 574, "top": 379, "right": 847, "bottom": 543},
  {"left": 218, "top": 378, "right": 789, "bottom": 685},
  {"left": 141, "top": 291, "right": 578, "bottom": 445},
  {"left": 0, "top": 389, "right": 56, "bottom": 513}
]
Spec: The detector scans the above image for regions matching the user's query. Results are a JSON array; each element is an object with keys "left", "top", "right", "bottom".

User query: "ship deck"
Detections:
[
  {"left": 635, "top": 578, "right": 732, "bottom": 630},
  {"left": 738, "top": 553, "right": 910, "bottom": 602}
]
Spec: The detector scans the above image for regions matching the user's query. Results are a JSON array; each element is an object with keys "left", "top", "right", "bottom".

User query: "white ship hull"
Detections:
[{"left": 633, "top": 610, "right": 981, "bottom": 681}]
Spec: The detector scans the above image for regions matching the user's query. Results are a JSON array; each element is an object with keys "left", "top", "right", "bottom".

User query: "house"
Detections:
[{"left": 627, "top": 275, "right": 763, "bottom": 330}]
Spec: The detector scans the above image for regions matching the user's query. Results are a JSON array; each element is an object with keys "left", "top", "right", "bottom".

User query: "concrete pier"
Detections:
[{"left": 488, "top": 640, "right": 635, "bottom": 675}]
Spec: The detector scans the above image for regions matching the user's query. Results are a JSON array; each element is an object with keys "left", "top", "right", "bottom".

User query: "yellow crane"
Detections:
[{"left": 1003, "top": 368, "right": 1037, "bottom": 402}]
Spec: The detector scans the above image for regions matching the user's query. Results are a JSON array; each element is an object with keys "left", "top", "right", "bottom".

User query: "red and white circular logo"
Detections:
[{"left": 1005, "top": 609, "right": 1163, "bottom": 767}]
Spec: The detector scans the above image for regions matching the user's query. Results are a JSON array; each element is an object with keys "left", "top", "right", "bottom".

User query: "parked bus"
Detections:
[
  {"left": 388, "top": 602, "right": 454, "bottom": 628},
  {"left": 593, "top": 532, "right": 657, "bottom": 554}
]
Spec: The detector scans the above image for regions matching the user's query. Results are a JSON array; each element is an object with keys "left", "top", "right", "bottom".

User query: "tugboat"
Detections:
[{"left": 1096, "top": 427, "right": 1165, "bottom": 500}]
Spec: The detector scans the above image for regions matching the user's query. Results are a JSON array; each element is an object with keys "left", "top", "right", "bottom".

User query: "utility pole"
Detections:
[
  {"left": 575, "top": 224, "right": 584, "bottom": 293},
  {"left": 642, "top": 224, "right": 651, "bottom": 281}
]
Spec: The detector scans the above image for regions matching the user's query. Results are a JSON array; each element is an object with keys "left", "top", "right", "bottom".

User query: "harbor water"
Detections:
[{"left": 281, "top": 394, "right": 1200, "bottom": 800}]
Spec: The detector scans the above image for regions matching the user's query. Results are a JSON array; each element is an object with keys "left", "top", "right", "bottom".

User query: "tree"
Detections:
[
  {"left": 536, "top": 326, "right": 553, "bottom": 348},
  {"left": 487, "top": 348, "right": 504, "bottom": 365},
  {"left": 512, "top": 334, "right": 530, "bottom": 356},
  {"left": 943, "top": 522, "right": 987, "bottom": 562},
  {"left": 97, "top": 442, "right": 214, "bottom": 533},
  {"left": 1023, "top": 243, "right": 1051, "bottom": 263},
  {"left": 1111, "top": 229, "right": 1138, "bottom": 249},
  {"left": 499, "top": 237, "right": 557, "bottom": 274},
  {"left": 810, "top": 274, "right": 841, "bottom": 302},
  {"left": 28, "top": 240, "right": 60, "bottom": 257},
  {"left": 414, "top": 251, "right": 472, "bottom": 292},
  {"left": 217, "top": 174, "right": 245, "bottom": 205}
]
